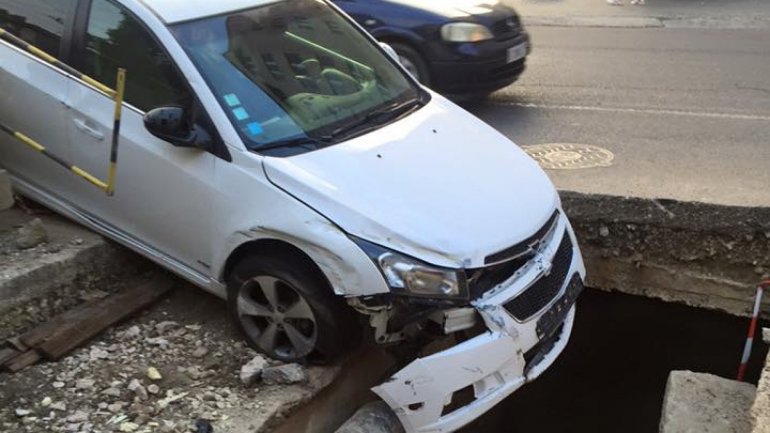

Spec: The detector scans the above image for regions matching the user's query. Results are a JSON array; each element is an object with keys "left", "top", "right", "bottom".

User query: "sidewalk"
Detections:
[{"left": 512, "top": 0, "right": 770, "bottom": 29}]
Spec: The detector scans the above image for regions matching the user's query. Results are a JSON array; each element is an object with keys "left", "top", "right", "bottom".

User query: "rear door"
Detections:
[
  {"left": 0, "top": 0, "right": 80, "bottom": 199},
  {"left": 64, "top": 0, "right": 218, "bottom": 276}
]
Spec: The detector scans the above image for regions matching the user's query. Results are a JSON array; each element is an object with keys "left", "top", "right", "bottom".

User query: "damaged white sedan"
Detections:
[{"left": 0, "top": 0, "right": 584, "bottom": 431}]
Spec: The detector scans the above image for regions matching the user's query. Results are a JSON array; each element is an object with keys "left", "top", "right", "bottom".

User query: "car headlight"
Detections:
[
  {"left": 352, "top": 237, "right": 468, "bottom": 300},
  {"left": 441, "top": 22, "right": 493, "bottom": 42}
]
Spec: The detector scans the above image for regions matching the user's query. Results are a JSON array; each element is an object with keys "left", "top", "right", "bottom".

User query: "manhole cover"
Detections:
[{"left": 522, "top": 143, "right": 614, "bottom": 170}]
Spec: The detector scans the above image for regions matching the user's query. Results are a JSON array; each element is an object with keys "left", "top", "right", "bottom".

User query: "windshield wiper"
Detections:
[
  {"left": 254, "top": 136, "right": 329, "bottom": 152},
  {"left": 321, "top": 97, "right": 424, "bottom": 142}
]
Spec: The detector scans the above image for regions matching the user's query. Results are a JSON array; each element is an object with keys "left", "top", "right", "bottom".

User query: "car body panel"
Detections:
[
  {"left": 263, "top": 93, "right": 558, "bottom": 269},
  {"left": 0, "top": 39, "right": 77, "bottom": 202}
]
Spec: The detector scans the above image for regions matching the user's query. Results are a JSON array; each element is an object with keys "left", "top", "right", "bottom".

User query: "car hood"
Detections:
[
  {"left": 384, "top": 0, "right": 516, "bottom": 20},
  {"left": 263, "top": 95, "right": 558, "bottom": 269}
]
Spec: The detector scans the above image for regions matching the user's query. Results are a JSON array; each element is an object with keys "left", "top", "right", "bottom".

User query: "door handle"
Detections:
[{"left": 73, "top": 118, "right": 105, "bottom": 141}]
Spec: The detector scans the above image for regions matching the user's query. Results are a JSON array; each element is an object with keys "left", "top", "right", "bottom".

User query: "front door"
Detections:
[{"left": 65, "top": 0, "right": 217, "bottom": 276}]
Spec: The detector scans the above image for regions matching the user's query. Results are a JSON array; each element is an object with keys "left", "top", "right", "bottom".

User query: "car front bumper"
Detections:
[
  {"left": 429, "top": 33, "right": 531, "bottom": 95},
  {"left": 373, "top": 218, "right": 584, "bottom": 433}
]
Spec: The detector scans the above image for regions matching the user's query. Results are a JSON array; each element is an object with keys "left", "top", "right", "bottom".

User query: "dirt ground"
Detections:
[{"left": 0, "top": 276, "right": 338, "bottom": 433}]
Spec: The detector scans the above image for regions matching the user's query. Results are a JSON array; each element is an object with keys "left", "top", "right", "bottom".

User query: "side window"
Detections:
[
  {"left": 83, "top": 0, "right": 191, "bottom": 112},
  {"left": 0, "top": 0, "right": 76, "bottom": 57}
]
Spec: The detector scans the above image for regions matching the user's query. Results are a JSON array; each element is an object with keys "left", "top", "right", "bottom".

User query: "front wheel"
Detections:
[
  {"left": 227, "top": 255, "right": 359, "bottom": 363},
  {"left": 389, "top": 42, "right": 430, "bottom": 86}
]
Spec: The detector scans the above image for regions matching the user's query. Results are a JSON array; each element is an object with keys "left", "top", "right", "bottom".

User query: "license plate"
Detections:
[
  {"left": 507, "top": 42, "right": 528, "bottom": 63},
  {"left": 535, "top": 275, "right": 583, "bottom": 339}
]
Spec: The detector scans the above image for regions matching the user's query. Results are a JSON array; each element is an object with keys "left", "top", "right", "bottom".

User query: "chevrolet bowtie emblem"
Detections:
[{"left": 533, "top": 252, "right": 553, "bottom": 276}]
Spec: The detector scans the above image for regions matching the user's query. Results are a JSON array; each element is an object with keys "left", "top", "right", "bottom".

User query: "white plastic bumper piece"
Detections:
[
  {"left": 373, "top": 219, "right": 584, "bottom": 433},
  {"left": 373, "top": 306, "right": 575, "bottom": 433}
]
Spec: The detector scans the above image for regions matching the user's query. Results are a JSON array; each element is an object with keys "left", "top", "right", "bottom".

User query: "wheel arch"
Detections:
[
  {"left": 377, "top": 34, "right": 431, "bottom": 84},
  {"left": 222, "top": 238, "right": 333, "bottom": 295}
]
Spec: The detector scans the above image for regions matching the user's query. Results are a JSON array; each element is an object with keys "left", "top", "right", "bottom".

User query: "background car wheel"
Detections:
[
  {"left": 227, "top": 254, "right": 359, "bottom": 364},
  {"left": 389, "top": 42, "right": 430, "bottom": 86}
]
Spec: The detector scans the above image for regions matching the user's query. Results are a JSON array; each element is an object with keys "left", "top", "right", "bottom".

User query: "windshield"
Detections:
[{"left": 172, "top": 0, "right": 427, "bottom": 156}]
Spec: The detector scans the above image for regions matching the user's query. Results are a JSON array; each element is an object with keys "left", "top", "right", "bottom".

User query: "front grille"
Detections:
[
  {"left": 468, "top": 211, "right": 560, "bottom": 299},
  {"left": 503, "top": 232, "right": 574, "bottom": 321},
  {"left": 493, "top": 16, "right": 521, "bottom": 41},
  {"left": 485, "top": 210, "right": 559, "bottom": 265}
]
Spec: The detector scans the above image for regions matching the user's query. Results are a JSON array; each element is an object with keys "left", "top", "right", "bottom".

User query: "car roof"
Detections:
[{"left": 137, "top": 0, "right": 280, "bottom": 24}]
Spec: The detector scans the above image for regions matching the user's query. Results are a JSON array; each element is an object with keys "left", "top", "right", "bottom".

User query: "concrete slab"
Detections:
[
  {"left": 561, "top": 192, "right": 770, "bottom": 318},
  {"left": 660, "top": 371, "right": 756, "bottom": 433},
  {"left": 751, "top": 352, "right": 770, "bottom": 433},
  {"left": 0, "top": 206, "right": 147, "bottom": 316}
]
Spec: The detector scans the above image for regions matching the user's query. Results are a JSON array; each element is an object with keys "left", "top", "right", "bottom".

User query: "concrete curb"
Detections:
[
  {"left": 0, "top": 212, "right": 149, "bottom": 314},
  {"left": 561, "top": 191, "right": 770, "bottom": 318},
  {"left": 522, "top": 15, "right": 770, "bottom": 29},
  {"left": 524, "top": 16, "right": 663, "bottom": 28},
  {"left": 752, "top": 351, "right": 770, "bottom": 433}
]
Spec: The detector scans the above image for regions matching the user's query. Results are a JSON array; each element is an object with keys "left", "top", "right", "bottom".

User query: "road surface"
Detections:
[{"left": 468, "top": 26, "right": 770, "bottom": 207}]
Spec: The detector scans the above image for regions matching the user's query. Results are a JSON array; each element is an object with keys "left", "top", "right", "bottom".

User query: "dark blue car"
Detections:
[{"left": 332, "top": 0, "right": 530, "bottom": 98}]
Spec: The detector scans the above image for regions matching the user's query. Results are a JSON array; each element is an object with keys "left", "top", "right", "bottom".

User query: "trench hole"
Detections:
[{"left": 461, "top": 288, "right": 770, "bottom": 433}]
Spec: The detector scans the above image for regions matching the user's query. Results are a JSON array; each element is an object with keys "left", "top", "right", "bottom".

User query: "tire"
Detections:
[
  {"left": 227, "top": 254, "right": 359, "bottom": 364},
  {"left": 389, "top": 42, "right": 430, "bottom": 86}
]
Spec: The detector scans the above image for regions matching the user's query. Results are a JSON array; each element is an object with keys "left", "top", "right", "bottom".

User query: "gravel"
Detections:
[{"left": 0, "top": 290, "right": 315, "bottom": 433}]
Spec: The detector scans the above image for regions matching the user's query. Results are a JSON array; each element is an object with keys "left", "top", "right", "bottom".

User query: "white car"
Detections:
[{"left": 0, "top": 0, "right": 585, "bottom": 431}]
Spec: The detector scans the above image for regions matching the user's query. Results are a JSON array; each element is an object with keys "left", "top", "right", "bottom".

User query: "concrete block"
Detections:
[
  {"left": 751, "top": 352, "right": 770, "bottom": 433},
  {"left": 335, "top": 401, "right": 404, "bottom": 433},
  {"left": 0, "top": 169, "right": 13, "bottom": 210},
  {"left": 660, "top": 371, "right": 756, "bottom": 433}
]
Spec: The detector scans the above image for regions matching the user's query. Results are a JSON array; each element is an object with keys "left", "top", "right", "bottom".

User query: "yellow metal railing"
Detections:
[{"left": 0, "top": 27, "right": 125, "bottom": 196}]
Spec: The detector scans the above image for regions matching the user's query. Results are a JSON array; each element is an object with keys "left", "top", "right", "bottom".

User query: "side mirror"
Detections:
[
  {"left": 379, "top": 42, "right": 399, "bottom": 62},
  {"left": 144, "top": 106, "right": 212, "bottom": 150}
]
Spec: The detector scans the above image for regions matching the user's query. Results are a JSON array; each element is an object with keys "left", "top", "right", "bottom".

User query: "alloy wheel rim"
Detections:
[{"left": 237, "top": 276, "right": 318, "bottom": 359}]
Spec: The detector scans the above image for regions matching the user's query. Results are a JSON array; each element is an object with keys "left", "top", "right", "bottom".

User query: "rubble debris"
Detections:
[
  {"left": 262, "top": 363, "right": 307, "bottom": 385},
  {"left": 0, "top": 276, "right": 173, "bottom": 372},
  {"left": 0, "top": 283, "right": 341, "bottom": 433},
  {"left": 192, "top": 346, "right": 209, "bottom": 358},
  {"left": 239, "top": 354, "right": 268, "bottom": 386},
  {"left": 195, "top": 419, "right": 214, "bottom": 433},
  {"left": 15, "top": 218, "right": 48, "bottom": 249},
  {"left": 119, "top": 421, "right": 140, "bottom": 432},
  {"left": 155, "top": 321, "right": 179, "bottom": 335},
  {"left": 128, "top": 378, "right": 149, "bottom": 400},
  {"left": 147, "top": 367, "right": 163, "bottom": 381},
  {"left": 14, "top": 408, "right": 31, "bottom": 418}
]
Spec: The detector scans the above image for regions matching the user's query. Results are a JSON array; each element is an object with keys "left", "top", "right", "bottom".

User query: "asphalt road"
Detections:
[{"left": 467, "top": 26, "right": 770, "bottom": 207}]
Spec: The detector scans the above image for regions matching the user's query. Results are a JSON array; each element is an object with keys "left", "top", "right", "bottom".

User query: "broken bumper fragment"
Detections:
[{"left": 373, "top": 226, "right": 584, "bottom": 433}]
